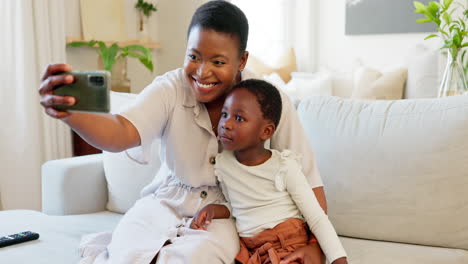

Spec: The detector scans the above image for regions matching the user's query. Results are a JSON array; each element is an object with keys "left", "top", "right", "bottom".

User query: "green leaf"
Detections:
[
  {"left": 441, "top": 38, "right": 453, "bottom": 48},
  {"left": 443, "top": 12, "right": 452, "bottom": 25},
  {"left": 453, "top": 35, "right": 461, "bottom": 47},
  {"left": 135, "top": 0, "right": 157, "bottom": 17},
  {"left": 424, "top": 34, "right": 439, "bottom": 40},
  {"left": 462, "top": 42, "right": 468, "bottom": 48},
  {"left": 122, "top": 45, "right": 154, "bottom": 72},
  {"left": 428, "top": 1, "right": 440, "bottom": 13},
  {"left": 416, "top": 18, "right": 431, "bottom": 23},
  {"left": 127, "top": 51, "right": 153, "bottom": 72},
  {"left": 68, "top": 40, "right": 97, "bottom": 47},
  {"left": 97, "top": 42, "right": 118, "bottom": 71},
  {"left": 139, "top": 58, "right": 154, "bottom": 72},
  {"left": 125, "top": 45, "right": 151, "bottom": 58},
  {"left": 460, "top": 18, "right": 466, "bottom": 30},
  {"left": 438, "top": 28, "right": 449, "bottom": 37},
  {"left": 443, "top": 0, "right": 454, "bottom": 8},
  {"left": 414, "top": 1, "right": 427, "bottom": 12}
]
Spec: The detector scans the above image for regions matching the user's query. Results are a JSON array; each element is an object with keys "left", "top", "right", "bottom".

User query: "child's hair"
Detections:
[
  {"left": 187, "top": 0, "right": 249, "bottom": 56},
  {"left": 231, "top": 79, "right": 282, "bottom": 128}
]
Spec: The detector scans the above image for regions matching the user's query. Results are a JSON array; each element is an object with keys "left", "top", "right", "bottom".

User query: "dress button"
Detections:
[
  {"left": 200, "top": 191, "right": 208, "bottom": 199},
  {"left": 209, "top": 156, "right": 216, "bottom": 165}
]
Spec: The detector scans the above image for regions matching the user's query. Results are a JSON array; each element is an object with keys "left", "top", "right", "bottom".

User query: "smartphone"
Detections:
[{"left": 53, "top": 71, "right": 111, "bottom": 113}]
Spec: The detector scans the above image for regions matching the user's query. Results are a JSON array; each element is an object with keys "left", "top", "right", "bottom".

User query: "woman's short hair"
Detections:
[{"left": 188, "top": 0, "right": 249, "bottom": 55}]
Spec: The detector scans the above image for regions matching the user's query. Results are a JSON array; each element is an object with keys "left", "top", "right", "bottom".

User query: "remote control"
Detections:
[{"left": 0, "top": 231, "right": 40, "bottom": 248}]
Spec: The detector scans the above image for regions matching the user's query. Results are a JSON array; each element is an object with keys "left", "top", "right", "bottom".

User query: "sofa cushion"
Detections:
[
  {"left": 340, "top": 237, "right": 468, "bottom": 264},
  {"left": 104, "top": 92, "right": 160, "bottom": 213},
  {"left": 246, "top": 48, "right": 297, "bottom": 83},
  {"left": 287, "top": 72, "right": 333, "bottom": 99},
  {"left": 297, "top": 95, "right": 468, "bottom": 250},
  {"left": 404, "top": 44, "right": 443, "bottom": 99},
  {"left": 0, "top": 210, "right": 121, "bottom": 264},
  {"left": 351, "top": 67, "right": 407, "bottom": 100}
]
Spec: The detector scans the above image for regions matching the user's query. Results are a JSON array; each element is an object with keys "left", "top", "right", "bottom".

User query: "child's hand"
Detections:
[{"left": 190, "top": 205, "right": 215, "bottom": 230}]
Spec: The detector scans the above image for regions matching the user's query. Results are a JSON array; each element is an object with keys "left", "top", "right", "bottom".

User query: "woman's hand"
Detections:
[
  {"left": 280, "top": 243, "right": 324, "bottom": 264},
  {"left": 38, "top": 64, "right": 76, "bottom": 119}
]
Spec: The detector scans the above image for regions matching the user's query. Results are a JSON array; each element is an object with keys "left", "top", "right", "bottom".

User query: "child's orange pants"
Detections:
[{"left": 235, "top": 218, "right": 309, "bottom": 264}]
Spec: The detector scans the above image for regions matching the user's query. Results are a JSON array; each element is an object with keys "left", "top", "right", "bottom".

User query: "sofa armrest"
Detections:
[{"left": 41, "top": 154, "right": 108, "bottom": 215}]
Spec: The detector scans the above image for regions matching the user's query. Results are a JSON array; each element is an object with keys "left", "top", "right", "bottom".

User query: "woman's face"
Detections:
[{"left": 184, "top": 26, "right": 248, "bottom": 105}]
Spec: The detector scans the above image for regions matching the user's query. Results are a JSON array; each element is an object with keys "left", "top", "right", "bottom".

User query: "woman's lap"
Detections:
[
  {"left": 105, "top": 187, "right": 239, "bottom": 264},
  {"left": 157, "top": 218, "right": 239, "bottom": 264}
]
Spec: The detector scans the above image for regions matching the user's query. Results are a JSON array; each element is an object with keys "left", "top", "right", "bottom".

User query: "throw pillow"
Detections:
[
  {"left": 263, "top": 72, "right": 286, "bottom": 91},
  {"left": 351, "top": 67, "right": 407, "bottom": 100},
  {"left": 404, "top": 43, "right": 443, "bottom": 98},
  {"left": 104, "top": 92, "right": 161, "bottom": 213},
  {"left": 285, "top": 72, "right": 333, "bottom": 101},
  {"left": 318, "top": 59, "right": 363, "bottom": 98},
  {"left": 246, "top": 48, "right": 297, "bottom": 83}
]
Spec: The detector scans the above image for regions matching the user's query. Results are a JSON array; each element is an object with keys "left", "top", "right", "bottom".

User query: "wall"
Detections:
[
  {"left": 317, "top": 0, "right": 438, "bottom": 72},
  {"left": 65, "top": 0, "right": 206, "bottom": 94}
]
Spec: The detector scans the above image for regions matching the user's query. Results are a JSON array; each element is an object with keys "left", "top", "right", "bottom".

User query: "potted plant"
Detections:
[
  {"left": 68, "top": 40, "right": 154, "bottom": 92},
  {"left": 135, "top": 0, "right": 158, "bottom": 41},
  {"left": 414, "top": 0, "right": 468, "bottom": 96}
]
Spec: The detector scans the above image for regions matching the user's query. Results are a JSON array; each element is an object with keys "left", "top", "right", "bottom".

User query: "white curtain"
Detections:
[
  {"left": 230, "top": 0, "right": 318, "bottom": 72},
  {"left": 0, "top": 0, "right": 72, "bottom": 210}
]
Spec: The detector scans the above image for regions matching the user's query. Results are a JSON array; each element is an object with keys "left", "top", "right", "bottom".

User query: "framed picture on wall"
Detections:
[
  {"left": 345, "top": 0, "right": 436, "bottom": 35},
  {"left": 80, "top": 0, "right": 126, "bottom": 41}
]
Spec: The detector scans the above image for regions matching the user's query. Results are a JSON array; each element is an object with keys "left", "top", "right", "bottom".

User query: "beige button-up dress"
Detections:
[{"left": 80, "top": 68, "right": 323, "bottom": 264}]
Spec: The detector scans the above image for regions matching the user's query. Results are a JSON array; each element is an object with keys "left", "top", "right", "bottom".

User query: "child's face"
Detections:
[
  {"left": 218, "top": 88, "right": 273, "bottom": 152},
  {"left": 184, "top": 26, "right": 248, "bottom": 106}
]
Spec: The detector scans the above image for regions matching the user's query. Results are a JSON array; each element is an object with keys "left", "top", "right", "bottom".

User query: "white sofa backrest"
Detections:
[
  {"left": 297, "top": 95, "right": 468, "bottom": 250},
  {"left": 104, "top": 92, "right": 161, "bottom": 213}
]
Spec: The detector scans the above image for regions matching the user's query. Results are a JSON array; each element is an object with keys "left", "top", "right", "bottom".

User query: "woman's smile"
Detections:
[{"left": 191, "top": 77, "right": 220, "bottom": 93}]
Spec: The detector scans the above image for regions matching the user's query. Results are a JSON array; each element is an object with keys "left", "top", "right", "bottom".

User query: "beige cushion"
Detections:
[
  {"left": 340, "top": 237, "right": 468, "bottom": 264},
  {"left": 351, "top": 67, "right": 407, "bottom": 100},
  {"left": 103, "top": 92, "right": 160, "bottom": 213},
  {"left": 246, "top": 48, "right": 297, "bottom": 83},
  {"left": 287, "top": 72, "right": 333, "bottom": 98},
  {"left": 404, "top": 44, "right": 443, "bottom": 99},
  {"left": 297, "top": 95, "right": 468, "bottom": 250}
]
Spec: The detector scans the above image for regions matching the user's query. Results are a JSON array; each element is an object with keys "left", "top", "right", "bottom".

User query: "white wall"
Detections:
[
  {"left": 65, "top": 0, "right": 206, "bottom": 93},
  {"left": 317, "top": 0, "right": 437, "bottom": 72}
]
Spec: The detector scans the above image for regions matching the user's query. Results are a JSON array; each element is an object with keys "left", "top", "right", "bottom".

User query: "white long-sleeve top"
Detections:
[{"left": 214, "top": 149, "right": 347, "bottom": 263}]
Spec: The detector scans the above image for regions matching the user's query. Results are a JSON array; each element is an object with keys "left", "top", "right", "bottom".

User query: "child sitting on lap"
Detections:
[{"left": 190, "top": 79, "right": 348, "bottom": 264}]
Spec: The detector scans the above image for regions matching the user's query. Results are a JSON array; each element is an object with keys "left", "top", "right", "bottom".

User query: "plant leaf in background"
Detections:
[
  {"left": 67, "top": 40, "right": 154, "bottom": 73},
  {"left": 123, "top": 45, "right": 154, "bottom": 72},
  {"left": 98, "top": 42, "right": 119, "bottom": 71},
  {"left": 135, "top": 0, "right": 157, "bottom": 17},
  {"left": 414, "top": 0, "right": 467, "bottom": 59},
  {"left": 414, "top": 0, "right": 468, "bottom": 88}
]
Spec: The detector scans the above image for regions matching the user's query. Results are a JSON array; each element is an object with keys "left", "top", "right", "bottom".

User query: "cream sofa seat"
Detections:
[
  {"left": 0, "top": 209, "right": 120, "bottom": 263},
  {"left": 1, "top": 93, "right": 467, "bottom": 263}
]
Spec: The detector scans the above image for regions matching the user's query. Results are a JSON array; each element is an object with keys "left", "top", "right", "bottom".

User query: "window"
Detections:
[{"left": 230, "top": 0, "right": 293, "bottom": 65}]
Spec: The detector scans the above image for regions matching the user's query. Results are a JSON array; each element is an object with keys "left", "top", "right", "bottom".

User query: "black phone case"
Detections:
[{"left": 53, "top": 71, "right": 111, "bottom": 113}]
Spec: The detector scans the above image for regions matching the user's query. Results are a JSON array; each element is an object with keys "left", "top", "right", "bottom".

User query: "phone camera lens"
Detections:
[{"left": 89, "top": 76, "right": 104, "bottom": 86}]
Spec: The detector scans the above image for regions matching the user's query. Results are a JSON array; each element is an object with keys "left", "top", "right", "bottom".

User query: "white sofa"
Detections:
[{"left": 1, "top": 92, "right": 468, "bottom": 264}]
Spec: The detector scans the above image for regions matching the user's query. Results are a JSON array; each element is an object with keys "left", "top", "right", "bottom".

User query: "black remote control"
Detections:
[{"left": 0, "top": 231, "right": 40, "bottom": 248}]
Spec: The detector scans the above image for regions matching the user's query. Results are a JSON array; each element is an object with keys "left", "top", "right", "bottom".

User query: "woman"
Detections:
[{"left": 38, "top": 1, "right": 327, "bottom": 263}]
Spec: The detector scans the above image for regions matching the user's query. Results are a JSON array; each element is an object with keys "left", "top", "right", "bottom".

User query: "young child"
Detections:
[{"left": 190, "top": 79, "right": 348, "bottom": 264}]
